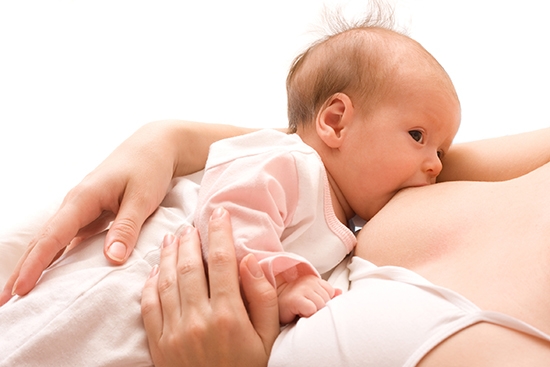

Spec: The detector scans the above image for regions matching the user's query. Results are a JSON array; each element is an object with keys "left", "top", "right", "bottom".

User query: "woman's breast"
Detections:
[
  {"left": 354, "top": 163, "right": 550, "bottom": 324},
  {"left": 355, "top": 180, "right": 484, "bottom": 269},
  {"left": 355, "top": 163, "right": 550, "bottom": 287}
]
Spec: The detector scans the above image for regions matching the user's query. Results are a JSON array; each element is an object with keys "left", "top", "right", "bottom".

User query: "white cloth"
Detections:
[
  {"left": 0, "top": 172, "right": 203, "bottom": 367},
  {"left": 269, "top": 256, "right": 550, "bottom": 367}
]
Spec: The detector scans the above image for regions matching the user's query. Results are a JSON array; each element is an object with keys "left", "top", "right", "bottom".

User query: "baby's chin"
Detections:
[
  {"left": 357, "top": 198, "right": 392, "bottom": 222},
  {"left": 361, "top": 188, "right": 424, "bottom": 221}
]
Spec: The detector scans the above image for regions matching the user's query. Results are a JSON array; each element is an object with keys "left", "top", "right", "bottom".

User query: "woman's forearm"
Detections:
[
  {"left": 168, "top": 120, "right": 258, "bottom": 176},
  {"left": 439, "top": 127, "right": 550, "bottom": 182},
  {"left": 158, "top": 120, "right": 282, "bottom": 177}
]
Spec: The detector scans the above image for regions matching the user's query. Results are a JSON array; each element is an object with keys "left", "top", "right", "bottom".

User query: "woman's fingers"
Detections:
[
  {"left": 156, "top": 234, "right": 185, "bottom": 330},
  {"left": 239, "top": 254, "right": 280, "bottom": 352},
  {"left": 103, "top": 182, "right": 164, "bottom": 264},
  {"left": 207, "top": 208, "right": 279, "bottom": 360},
  {"left": 140, "top": 208, "right": 278, "bottom": 367},
  {"left": 2, "top": 195, "right": 104, "bottom": 301},
  {"left": 176, "top": 227, "right": 209, "bottom": 311},
  {"left": 141, "top": 265, "right": 163, "bottom": 362},
  {"left": 73, "top": 210, "right": 115, "bottom": 242},
  {"left": 206, "top": 207, "right": 244, "bottom": 309},
  {"left": 154, "top": 229, "right": 211, "bottom": 334},
  {"left": 0, "top": 255, "right": 26, "bottom": 305}
]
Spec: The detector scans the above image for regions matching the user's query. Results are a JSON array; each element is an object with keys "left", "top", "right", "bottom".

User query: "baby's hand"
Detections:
[{"left": 277, "top": 275, "right": 341, "bottom": 325}]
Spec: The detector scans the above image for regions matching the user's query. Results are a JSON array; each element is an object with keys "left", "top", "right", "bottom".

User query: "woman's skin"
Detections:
[{"left": 357, "top": 162, "right": 550, "bottom": 365}]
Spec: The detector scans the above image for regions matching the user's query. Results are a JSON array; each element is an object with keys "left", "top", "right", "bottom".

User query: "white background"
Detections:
[{"left": 1, "top": 0, "right": 549, "bottom": 230}]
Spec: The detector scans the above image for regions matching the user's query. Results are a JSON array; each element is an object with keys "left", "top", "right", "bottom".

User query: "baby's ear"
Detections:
[{"left": 315, "top": 93, "right": 354, "bottom": 148}]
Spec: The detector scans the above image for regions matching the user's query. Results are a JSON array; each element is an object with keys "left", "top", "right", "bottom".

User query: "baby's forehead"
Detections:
[
  {"left": 362, "top": 41, "right": 457, "bottom": 98},
  {"left": 377, "top": 37, "right": 458, "bottom": 100}
]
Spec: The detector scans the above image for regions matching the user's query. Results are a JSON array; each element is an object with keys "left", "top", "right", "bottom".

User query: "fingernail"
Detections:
[
  {"left": 11, "top": 280, "right": 19, "bottom": 296},
  {"left": 245, "top": 255, "right": 263, "bottom": 279},
  {"left": 210, "top": 206, "right": 226, "bottom": 220},
  {"left": 163, "top": 233, "right": 176, "bottom": 248},
  {"left": 179, "top": 226, "right": 194, "bottom": 237},
  {"left": 107, "top": 241, "right": 127, "bottom": 262},
  {"left": 149, "top": 265, "right": 159, "bottom": 278}
]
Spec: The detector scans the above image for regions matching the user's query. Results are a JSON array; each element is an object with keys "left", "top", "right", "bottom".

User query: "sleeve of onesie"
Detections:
[{"left": 194, "top": 150, "right": 320, "bottom": 287}]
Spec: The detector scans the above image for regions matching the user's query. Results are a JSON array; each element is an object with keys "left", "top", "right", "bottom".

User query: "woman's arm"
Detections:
[
  {"left": 439, "top": 127, "right": 550, "bottom": 182},
  {"left": 0, "top": 120, "right": 261, "bottom": 304},
  {"left": 165, "top": 120, "right": 260, "bottom": 176}
]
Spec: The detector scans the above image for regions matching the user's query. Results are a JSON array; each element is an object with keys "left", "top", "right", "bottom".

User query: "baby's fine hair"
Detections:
[{"left": 286, "top": 0, "right": 445, "bottom": 133}]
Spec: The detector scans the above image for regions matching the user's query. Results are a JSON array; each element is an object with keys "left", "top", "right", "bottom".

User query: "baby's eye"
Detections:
[{"left": 409, "top": 130, "right": 423, "bottom": 143}]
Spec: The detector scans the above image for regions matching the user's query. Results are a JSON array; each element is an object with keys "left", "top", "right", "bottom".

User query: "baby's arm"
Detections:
[
  {"left": 277, "top": 275, "right": 341, "bottom": 325},
  {"left": 194, "top": 131, "right": 321, "bottom": 284}
]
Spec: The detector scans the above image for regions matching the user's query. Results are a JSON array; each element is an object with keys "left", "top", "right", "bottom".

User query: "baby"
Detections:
[{"left": 194, "top": 16, "right": 461, "bottom": 324}]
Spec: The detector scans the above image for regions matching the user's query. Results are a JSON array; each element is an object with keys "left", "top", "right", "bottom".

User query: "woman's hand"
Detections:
[
  {"left": 141, "top": 207, "right": 279, "bottom": 367},
  {"left": 0, "top": 120, "right": 256, "bottom": 305},
  {"left": 0, "top": 121, "right": 178, "bottom": 305}
]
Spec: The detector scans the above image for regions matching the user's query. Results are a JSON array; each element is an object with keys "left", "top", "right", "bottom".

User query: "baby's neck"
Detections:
[
  {"left": 296, "top": 128, "right": 353, "bottom": 224},
  {"left": 326, "top": 172, "right": 351, "bottom": 225}
]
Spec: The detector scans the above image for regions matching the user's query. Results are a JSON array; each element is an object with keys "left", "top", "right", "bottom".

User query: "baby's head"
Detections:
[
  {"left": 287, "top": 26, "right": 391, "bottom": 134},
  {"left": 287, "top": 12, "right": 458, "bottom": 133},
  {"left": 287, "top": 7, "right": 461, "bottom": 221}
]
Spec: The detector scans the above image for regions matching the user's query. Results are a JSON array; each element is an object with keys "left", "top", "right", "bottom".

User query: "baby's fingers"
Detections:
[
  {"left": 296, "top": 280, "right": 338, "bottom": 317},
  {"left": 318, "top": 279, "right": 340, "bottom": 299},
  {"left": 297, "top": 297, "right": 320, "bottom": 318}
]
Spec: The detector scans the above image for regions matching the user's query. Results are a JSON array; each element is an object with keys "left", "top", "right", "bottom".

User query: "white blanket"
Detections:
[{"left": 0, "top": 173, "right": 202, "bottom": 367}]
